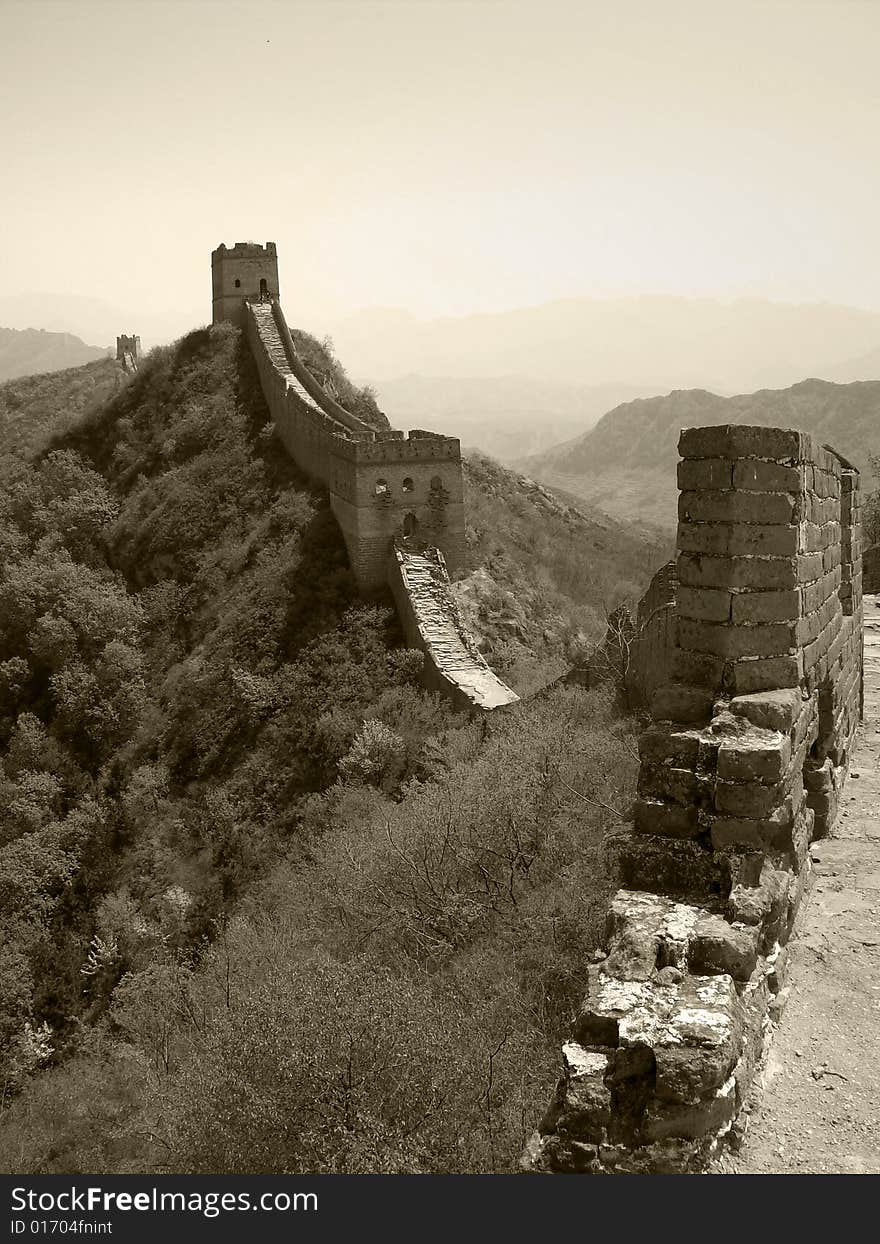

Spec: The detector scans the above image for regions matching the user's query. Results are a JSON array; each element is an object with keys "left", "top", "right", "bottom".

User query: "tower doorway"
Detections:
[{"left": 403, "top": 512, "right": 418, "bottom": 538}]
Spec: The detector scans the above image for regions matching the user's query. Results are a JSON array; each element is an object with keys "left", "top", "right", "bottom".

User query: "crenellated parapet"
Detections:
[{"left": 526, "top": 423, "right": 863, "bottom": 1173}]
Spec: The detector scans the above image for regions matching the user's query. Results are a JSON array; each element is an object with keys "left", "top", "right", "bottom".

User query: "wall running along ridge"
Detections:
[
  {"left": 212, "top": 243, "right": 517, "bottom": 711},
  {"left": 525, "top": 424, "right": 863, "bottom": 1173}
]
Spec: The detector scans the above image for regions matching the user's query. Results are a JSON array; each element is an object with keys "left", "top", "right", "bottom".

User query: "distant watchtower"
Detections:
[
  {"left": 211, "top": 242, "right": 279, "bottom": 327},
  {"left": 116, "top": 334, "right": 141, "bottom": 372}
]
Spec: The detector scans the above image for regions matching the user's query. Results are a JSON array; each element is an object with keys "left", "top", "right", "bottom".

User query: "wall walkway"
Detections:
[
  {"left": 389, "top": 547, "right": 520, "bottom": 711},
  {"left": 244, "top": 298, "right": 517, "bottom": 712}
]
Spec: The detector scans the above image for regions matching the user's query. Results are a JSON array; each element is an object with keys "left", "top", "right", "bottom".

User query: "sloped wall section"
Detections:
[
  {"left": 244, "top": 298, "right": 466, "bottom": 591},
  {"left": 526, "top": 424, "right": 863, "bottom": 1174},
  {"left": 234, "top": 281, "right": 515, "bottom": 712},
  {"left": 389, "top": 546, "right": 520, "bottom": 711}
]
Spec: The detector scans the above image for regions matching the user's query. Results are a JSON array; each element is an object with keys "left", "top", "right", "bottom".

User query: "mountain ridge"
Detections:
[
  {"left": 0, "top": 325, "right": 109, "bottom": 381},
  {"left": 521, "top": 376, "right": 880, "bottom": 529}
]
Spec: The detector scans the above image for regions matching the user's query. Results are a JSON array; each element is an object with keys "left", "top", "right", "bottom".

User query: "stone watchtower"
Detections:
[
  {"left": 116, "top": 334, "right": 141, "bottom": 371},
  {"left": 211, "top": 242, "right": 279, "bottom": 327}
]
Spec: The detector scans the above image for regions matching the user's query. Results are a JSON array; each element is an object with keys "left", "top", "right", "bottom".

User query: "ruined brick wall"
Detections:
[
  {"left": 625, "top": 561, "right": 678, "bottom": 708},
  {"left": 388, "top": 546, "right": 519, "bottom": 711},
  {"left": 526, "top": 423, "right": 863, "bottom": 1174}
]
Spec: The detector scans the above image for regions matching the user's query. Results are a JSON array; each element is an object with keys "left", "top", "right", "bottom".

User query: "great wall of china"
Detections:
[
  {"left": 211, "top": 242, "right": 519, "bottom": 712},
  {"left": 526, "top": 425, "right": 864, "bottom": 1171},
  {"left": 212, "top": 244, "right": 867, "bottom": 1170}
]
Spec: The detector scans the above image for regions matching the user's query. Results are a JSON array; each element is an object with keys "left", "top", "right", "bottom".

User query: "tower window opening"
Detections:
[
  {"left": 234, "top": 279, "right": 241, "bottom": 288},
  {"left": 402, "top": 477, "right": 414, "bottom": 493},
  {"left": 375, "top": 478, "right": 389, "bottom": 497}
]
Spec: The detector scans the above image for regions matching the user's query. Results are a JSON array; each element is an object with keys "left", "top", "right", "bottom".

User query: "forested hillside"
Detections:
[
  {"left": 0, "top": 358, "right": 126, "bottom": 460},
  {"left": 0, "top": 322, "right": 660, "bottom": 1173},
  {"left": 523, "top": 378, "right": 880, "bottom": 528}
]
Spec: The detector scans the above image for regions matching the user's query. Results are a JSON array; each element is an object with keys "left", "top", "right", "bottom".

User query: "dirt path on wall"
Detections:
[{"left": 716, "top": 596, "right": 880, "bottom": 1174}]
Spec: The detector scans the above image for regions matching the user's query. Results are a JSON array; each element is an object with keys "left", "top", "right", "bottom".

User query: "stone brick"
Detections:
[
  {"left": 715, "top": 779, "right": 785, "bottom": 818},
  {"left": 654, "top": 974, "right": 742, "bottom": 1102},
  {"left": 676, "top": 586, "right": 732, "bottom": 623},
  {"left": 728, "top": 688, "right": 801, "bottom": 732},
  {"left": 732, "top": 459, "right": 802, "bottom": 492},
  {"left": 678, "top": 618, "right": 796, "bottom": 660},
  {"left": 547, "top": 1044, "right": 613, "bottom": 1143},
  {"left": 679, "top": 490, "right": 796, "bottom": 525},
  {"left": 678, "top": 523, "right": 799, "bottom": 558},
  {"left": 677, "top": 553, "right": 797, "bottom": 592},
  {"left": 677, "top": 458, "right": 734, "bottom": 491},
  {"left": 717, "top": 732, "right": 791, "bottom": 783},
  {"left": 669, "top": 647, "right": 725, "bottom": 688},
  {"left": 638, "top": 764, "right": 699, "bottom": 804},
  {"left": 726, "top": 653, "right": 803, "bottom": 694},
  {"left": 634, "top": 798, "right": 701, "bottom": 839},
  {"left": 797, "top": 551, "right": 823, "bottom": 582},
  {"left": 639, "top": 725, "right": 701, "bottom": 768},
  {"left": 731, "top": 589, "right": 800, "bottom": 624},
  {"left": 642, "top": 1078, "right": 736, "bottom": 1141},
  {"left": 689, "top": 915, "right": 759, "bottom": 980},
  {"left": 678, "top": 425, "right": 806, "bottom": 462},
  {"left": 649, "top": 683, "right": 715, "bottom": 723}
]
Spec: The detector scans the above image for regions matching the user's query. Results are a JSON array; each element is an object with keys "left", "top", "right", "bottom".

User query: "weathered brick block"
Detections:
[
  {"left": 715, "top": 779, "right": 786, "bottom": 818},
  {"left": 678, "top": 618, "right": 796, "bottom": 660},
  {"left": 634, "top": 798, "right": 701, "bottom": 839},
  {"left": 727, "top": 653, "right": 803, "bottom": 693},
  {"left": 732, "top": 459, "right": 802, "bottom": 492},
  {"left": 639, "top": 764, "right": 699, "bottom": 804},
  {"left": 679, "top": 490, "right": 796, "bottom": 525},
  {"left": 717, "top": 732, "right": 791, "bottom": 783},
  {"left": 728, "top": 688, "right": 801, "bottom": 732},
  {"left": 678, "top": 523, "right": 799, "bottom": 558},
  {"left": 731, "top": 589, "right": 800, "bottom": 624},
  {"left": 798, "top": 551, "right": 823, "bottom": 582},
  {"left": 689, "top": 915, "right": 759, "bottom": 980},
  {"left": 642, "top": 1080, "right": 737, "bottom": 1141},
  {"left": 676, "top": 586, "right": 732, "bottom": 623},
  {"left": 679, "top": 425, "right": 806, "bottom": 462},
  {"left": 677, "top": 553, "right": 798, "bottom": 592},
  {"left": 649, "top": 683, "right": 715, "bottom": 723},
  {"left": 639, "top": 725, "right": 701, "bottom": 768},
  {"left": 670, "top": 647, "right": 725, "bottom": 689},
  {"left": 677, "top": 458, "right": 734, "bottom": 491}
]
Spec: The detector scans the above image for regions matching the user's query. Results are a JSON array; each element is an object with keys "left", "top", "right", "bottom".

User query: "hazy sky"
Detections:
[{"left": 2, "top": 0, "right": 879, "bottom": 337}]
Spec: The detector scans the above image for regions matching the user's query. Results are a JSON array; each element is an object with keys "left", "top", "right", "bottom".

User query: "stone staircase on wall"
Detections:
[
  {"left": 389, "top": 547, "right": 520, "bottom": 711},
  {"left": 249, "top": 300, "right": 334, "bottom": 421},
  {"left": 244, "top": 297, "right": 517, "bottom": 714}
]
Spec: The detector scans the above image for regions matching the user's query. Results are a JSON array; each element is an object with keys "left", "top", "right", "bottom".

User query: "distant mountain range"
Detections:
[
  {"left": 520, "top": 378, "right": 880, "bottom": 530},
  {"left": 329, "top": 296, "right": 880, "bottom": 394},
  {"left": 371, "top": 374, "right": 656, "bottom": 461},
  {"left": 0, "top": 326, "right": 109, "bottom": 381}
]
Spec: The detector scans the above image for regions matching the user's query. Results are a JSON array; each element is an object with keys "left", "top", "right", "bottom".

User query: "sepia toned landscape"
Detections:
[{"left": 1, "top": 0, "right": 879, "bottom": 1184}]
